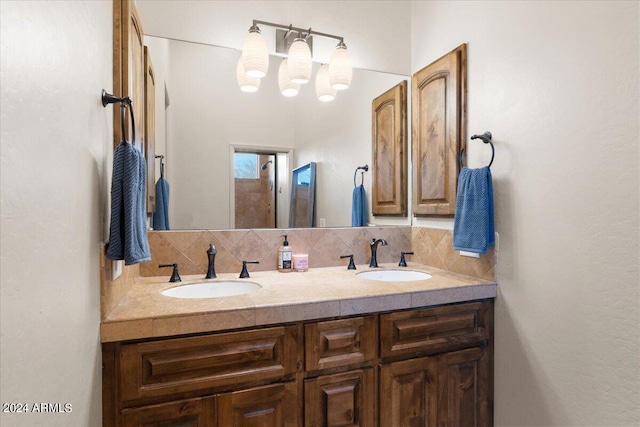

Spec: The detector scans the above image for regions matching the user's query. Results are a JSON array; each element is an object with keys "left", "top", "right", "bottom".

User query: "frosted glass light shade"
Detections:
[
  {"left": 329, "top": 45, "right": 352, "bottom": 90},
  {"left": 241, "top": 30, "right": 269, "bottom": 78},
  {"left": 236, "top": 58, "right": 260, "bottom": 92},
  {"left": 287, "top": 39, "right": 312, "bottom": 84},
  {"left": 278, "top": 59, "right": 300, "bottom": 97},
  {"left": 315, "top": 64, "right": 336, "bottom": 102}
]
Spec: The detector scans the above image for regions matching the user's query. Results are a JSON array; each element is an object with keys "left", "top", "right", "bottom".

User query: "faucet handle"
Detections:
[
  {"left": 340, "top": 254, "right": 356, "bottom": 270},
  {"left": 398, "top": 251, "right": 414, "bottom": 267},
  {"left": 240, "top": 260, "right": 259, "bottom": 278},
  {"left": 159, "top": 263, "right": 181, "bottom": 282}
]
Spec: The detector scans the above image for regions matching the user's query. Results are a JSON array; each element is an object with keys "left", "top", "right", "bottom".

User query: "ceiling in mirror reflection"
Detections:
[{"left": 144, "top": 35, "right": 410, "bottom": 230}]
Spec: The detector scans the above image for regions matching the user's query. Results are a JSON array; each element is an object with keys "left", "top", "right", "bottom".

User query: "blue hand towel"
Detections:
[
  {"left": 453, "top": 167, "right": 495, "bottom": 254},
  {"left": 106, "top": 142, "right": 152, "bottom": 265},
  {"left": 351, "top": 184, "right": 368, "bottom": 227},
  {"left": 153, "top": 177, "right": 170, "bottom": 230}
]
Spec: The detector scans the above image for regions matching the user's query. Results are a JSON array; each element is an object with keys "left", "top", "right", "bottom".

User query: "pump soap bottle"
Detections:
[{"left": 278, "top": 235, "right": 293, "bottom": 272}]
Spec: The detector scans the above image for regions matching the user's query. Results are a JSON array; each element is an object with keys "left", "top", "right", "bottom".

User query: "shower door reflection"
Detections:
[{"left": 289, "top": 162, "right": 316, "bottom": 228}]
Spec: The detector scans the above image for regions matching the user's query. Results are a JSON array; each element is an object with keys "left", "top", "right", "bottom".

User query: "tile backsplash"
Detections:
[
  {"left": 139, "top": 226, "right": 495, "bottom": 282},
  {"left": 411, "top": 227, "right": 495, "bottom": 281},
  {"left": 140, "top": 226, "right": 412, "bottom": 277},
  {"left": 101, "top": 226, "right": 495, "bottom": 320}
]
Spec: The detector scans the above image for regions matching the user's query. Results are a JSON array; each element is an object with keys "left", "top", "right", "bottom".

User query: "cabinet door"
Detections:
[
  {"left": 379, "top": 357, "right": 438, "bottom": 427},
  {"left": 217, "top": 382, "right": 300, "bottom": 427},
  {"left": 113, "top": 0, "right": 145, "bottom": 151},
  {"left": 121, "top": 396, "right": 216, "bottom": 427},
  {"left": 304, "top": 368, "right": 374, "bottom": 427},
  {"left": 144, "top": 46, "right": 156, "bottom": 213},
  {"left": 371, "top": 81, "right": 407, "bottom": 216},
  {"left": 412, "top": 44, "right": 466, "bottom": 215},
  {"left": 438, "top": 346, "right": 492, "bottom": 427}
]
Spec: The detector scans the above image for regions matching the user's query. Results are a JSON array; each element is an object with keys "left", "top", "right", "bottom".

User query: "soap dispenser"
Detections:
[{"left": 278, "top": 235, "right": 293, "bottom": 272}]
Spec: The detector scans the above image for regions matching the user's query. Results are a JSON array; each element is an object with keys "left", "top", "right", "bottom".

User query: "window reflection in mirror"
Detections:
[{"left": 234, "top": 153, "right": 259, "bottom": 179}]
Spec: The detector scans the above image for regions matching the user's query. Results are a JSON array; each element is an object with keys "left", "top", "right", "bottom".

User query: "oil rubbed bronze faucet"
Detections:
[
  {"left": 159, "top": 263, "right": 181, "bottom": 282},
  {"left": 369, "top": 238, "right": 388, "bottom": 268},
  {"left": 239, "top": 260, "right": 260, "bottom": 278},
  {"left": 205, "top": 244, "right": 217, "bottom": 279},
  {"left": 398, "top": 251, "right": 414, "bottom": 267}
]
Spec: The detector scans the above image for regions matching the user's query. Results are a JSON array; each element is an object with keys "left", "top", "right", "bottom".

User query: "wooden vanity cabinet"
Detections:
[
  {"left": 104, "top": 301, "right": 493, "bottom": 427},
  {"left": 379, "top": 300, "right": 493, "bottom": 427}
]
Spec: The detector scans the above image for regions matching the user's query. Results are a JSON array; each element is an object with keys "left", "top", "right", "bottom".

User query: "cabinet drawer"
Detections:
[
  {"left": 305, "top": 316, "right": 376, "bottom": 371},
  {"left": 380, "top": 301, "right": 490, "bottom": 359},
  {"left": 119, "top": 325, "right": 301, "bottom": 403}
]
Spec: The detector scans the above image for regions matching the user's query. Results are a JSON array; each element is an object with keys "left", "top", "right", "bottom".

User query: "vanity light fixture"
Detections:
[
  {"left": 315, "top": 64, "right": 336, "bottom": 102},
  {"left": 241, "top": 24, "right": 269, "bottom": 78},
  {"left": 278, "top": 59, "right": 300, "bottom": 97},
  {"left": 236, "top": 58, "right": 260, "bottom": 92},
  {"left": 329, "top": 41, "right": 352, "bottom": 90},
  {"left": 287, "top": 36, "right": 313, "bottom": 84},
  {"left": 239, "top": 19, "right": 353, "bottom": 101}
]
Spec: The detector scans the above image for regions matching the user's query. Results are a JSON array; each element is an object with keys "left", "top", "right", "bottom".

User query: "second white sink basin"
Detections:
[
  {"left": 356, "top": 269, "right": 432, "bottom": 282},
  {"left": 162, "top": 281, "right": 261, "bottom": 299}
]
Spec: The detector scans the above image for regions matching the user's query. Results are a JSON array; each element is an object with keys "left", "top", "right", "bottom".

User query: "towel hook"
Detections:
[
  {"left": 459, "top": 131, "right": 494, "bottom": 169},
  {"left": 353, "top": 164, "right": 369, "bottom": 187}
]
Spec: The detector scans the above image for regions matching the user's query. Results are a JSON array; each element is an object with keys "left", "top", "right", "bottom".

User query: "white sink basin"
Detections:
[
  {"left": 161, "top": 281, "right": 261, "bottom": 299},
  {"left": 356, "top": 269, "right": 432, "bottom": 282}
]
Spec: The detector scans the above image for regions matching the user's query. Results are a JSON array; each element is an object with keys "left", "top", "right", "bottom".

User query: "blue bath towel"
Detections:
[
  {"left": 453, "top": 167, "right": 495, "bottom": 254},
  {"left": 106, "top": 142, "right": 151, "bottom": 265},
  {"left": 153, "top": 177, "right": 170, "bottom": 230},
  {"left": 352, "top": 184, "right": 368, "bottom": 227}
]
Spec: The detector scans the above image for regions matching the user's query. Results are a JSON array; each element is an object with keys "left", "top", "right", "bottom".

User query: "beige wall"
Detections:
[
  {"left": 411, "top": 1, "right": 640, "bottom": 425},
  {"left": 0, "top": 1, "right": 112, "bottom": 425}
]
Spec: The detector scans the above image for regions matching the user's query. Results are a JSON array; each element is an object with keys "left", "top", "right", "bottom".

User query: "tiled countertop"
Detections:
[{"left": 101, "top": 263, "right": 497, "bottom": 343}]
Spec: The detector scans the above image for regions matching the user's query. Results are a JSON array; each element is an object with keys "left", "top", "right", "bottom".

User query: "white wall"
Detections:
[
  {"left": 411, "top": 1, "right": 640, "bottom": 425},
  {"left": 0, "top": 1, "right": 111, "bottom": 426},
  {"left": 137, "top": 0, "right": 411, "bottom": 76}
]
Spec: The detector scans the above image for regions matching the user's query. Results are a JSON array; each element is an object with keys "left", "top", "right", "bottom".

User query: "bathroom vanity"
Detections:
[{"left": 102, "top": 264, "right": 495, "bottom": 426}]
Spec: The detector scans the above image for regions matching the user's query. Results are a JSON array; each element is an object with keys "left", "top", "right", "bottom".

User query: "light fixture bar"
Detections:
[{"left": 252, "top": 19, "right": 344, "bottom": 43}]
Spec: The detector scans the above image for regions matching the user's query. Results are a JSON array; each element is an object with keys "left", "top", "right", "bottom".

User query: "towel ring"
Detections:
[
  {"left": 101, "top": 89, "right": 136, "bottom": 145},
  {"left": 155, "top": 155, "right": 165, "bottom": 178},
  {"left": 353, "top": 164, "right": 369, "bottom": 187},
  {"left": 459, "top": 131, "right": 494, "bottom": 169}
]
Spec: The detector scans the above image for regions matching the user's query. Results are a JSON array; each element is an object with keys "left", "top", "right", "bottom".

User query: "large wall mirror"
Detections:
[{"left": 144, "top": 35, "right": 409, "bottom": 230}]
